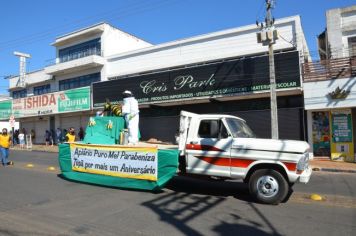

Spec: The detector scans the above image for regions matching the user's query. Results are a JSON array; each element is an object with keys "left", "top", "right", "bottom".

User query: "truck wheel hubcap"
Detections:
[{"left": 256, "top": 175, "right": 279, "bottom": 198}]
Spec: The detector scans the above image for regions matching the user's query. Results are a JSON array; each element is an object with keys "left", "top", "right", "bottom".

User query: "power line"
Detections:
[{"left": 0, "top": 0, "right": 179, "bottom": 51}]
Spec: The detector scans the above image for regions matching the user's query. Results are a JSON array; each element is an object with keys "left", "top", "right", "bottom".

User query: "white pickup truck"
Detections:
[{"left": 177, "top": 111, "right": 312, "bottom": 204}]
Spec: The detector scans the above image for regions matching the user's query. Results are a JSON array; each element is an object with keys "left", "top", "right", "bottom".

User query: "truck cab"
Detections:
[{"left": 178, "top": 111, "right": 312, "bottom": 204}]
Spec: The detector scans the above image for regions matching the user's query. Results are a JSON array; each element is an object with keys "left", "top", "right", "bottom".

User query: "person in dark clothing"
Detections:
[
  {"left": 78, "top": 127, "right": 85, "bottom": 141},
  {"left": 14, "top": 130, "right": 19, "bottom": 145},
  {"left": 45, "top": 130, "right": 51, "bottom": 146},
  {"left": 62, "top": 129, "right": 67, "bottom": 142}
]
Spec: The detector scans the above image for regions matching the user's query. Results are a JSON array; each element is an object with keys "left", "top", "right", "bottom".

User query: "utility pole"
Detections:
[
  {"left": 257, "top": 0, "right": 279, "bottom": 139},
  {"left": 13, "top": 51, "right": 31, "bottom": 146}
]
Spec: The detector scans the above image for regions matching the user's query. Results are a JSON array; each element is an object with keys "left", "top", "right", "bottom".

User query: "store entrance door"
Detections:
[
  {"left": 330, "top": 109, "right": 354, "bottom": 162},
  {"left": 312, "top": 111, "right": 331, "bottom": 156}
]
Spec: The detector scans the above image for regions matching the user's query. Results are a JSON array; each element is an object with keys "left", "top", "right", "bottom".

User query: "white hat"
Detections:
[{"left": 123, "top": 90, "right": 132, "bottom": 95}]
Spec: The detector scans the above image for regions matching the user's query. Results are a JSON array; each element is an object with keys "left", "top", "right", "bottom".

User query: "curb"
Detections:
[
  {"left": 312, "top": 167, "right": 356, "bottom": 174},
  {"left": 11, "top": 149, "right": 59, "bottom": 153}
]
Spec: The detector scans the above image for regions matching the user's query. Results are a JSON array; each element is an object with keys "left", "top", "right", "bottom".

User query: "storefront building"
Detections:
[
  {"left": 94, "top": 16, "right": 310, "bottom": 143},
  {"left": 303, "top": 58, "right": 356, "bottom": 162},
  {"left": 0, "top": 86, "right": 91, "bottom": 143},
  {"left": 304, "top": 5, "right": 356, "bottom": 162}
]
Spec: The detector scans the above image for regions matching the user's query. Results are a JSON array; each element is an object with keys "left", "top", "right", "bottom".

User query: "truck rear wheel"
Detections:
[{"left": 248, "top": 169, "right": 289, "bottom": 205}]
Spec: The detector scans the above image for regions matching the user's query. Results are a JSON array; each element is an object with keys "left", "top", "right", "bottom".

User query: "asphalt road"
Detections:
[{"left": 0, "top": 150, "right": 355, "bottom": 236}]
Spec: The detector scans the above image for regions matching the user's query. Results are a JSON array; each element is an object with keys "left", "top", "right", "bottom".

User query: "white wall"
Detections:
[
  {"left": 326, "top": 6, "right": 356, "bottom": 58},
  {"left": 102, "top": 24, "right": 152, "bottom": 58},
  {"left": 304, "top": 76, "right": 356, "bottom": 110},
  {"left": 107, "top": 16, "right": 307, "bottom": 78},
  {"left": 9, "top": 70, "right": 51, "bottom": 90},
  {"left": 0, "top": 121, "right": 19, "bottom": 131}
]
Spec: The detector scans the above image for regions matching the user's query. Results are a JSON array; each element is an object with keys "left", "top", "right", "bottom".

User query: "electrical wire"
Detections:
[{"left": 0, "top": 0, "right": 179, "bottom": 51}]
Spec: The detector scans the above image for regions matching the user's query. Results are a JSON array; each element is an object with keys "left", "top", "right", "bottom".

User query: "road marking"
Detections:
[
  {"left": 310, "top": 194, "right": 323, "bottom": 201},
  {"left": 290, "top": 192, "right": 356, "bottom": 209},
  {"left": 8, "top": 162, "right": 60, "bottom": 174},
  {"left": 47, "top": 166, "right": 56, "bottom": 171}
]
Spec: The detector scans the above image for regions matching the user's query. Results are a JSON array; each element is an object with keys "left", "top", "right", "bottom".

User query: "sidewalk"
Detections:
[
  {"left": 310, "top": 157, "right": 356, "bottom": 174},
  {"left": 11, "top": 144, "right": 59, "bottom": 153},
  {"left": 10, "top": 145, "right": 356, "bottom": 173}
]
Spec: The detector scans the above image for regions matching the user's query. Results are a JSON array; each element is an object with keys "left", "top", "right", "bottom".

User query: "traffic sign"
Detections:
[{"left": 9, "top": 115, "right": 15, "bottom": 128}]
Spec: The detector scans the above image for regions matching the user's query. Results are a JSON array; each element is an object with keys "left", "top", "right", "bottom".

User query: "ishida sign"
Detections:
[
  {"left": 12, "top": 87, "right": 90, "bottom": 118},
  {"left": 93, "top": 51, "right": 301, "bottom": 107}
]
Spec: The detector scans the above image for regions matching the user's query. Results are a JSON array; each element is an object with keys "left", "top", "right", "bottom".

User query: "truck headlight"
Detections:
[{"left": 297, "top": 152, "right": 309, "bottom": 173}]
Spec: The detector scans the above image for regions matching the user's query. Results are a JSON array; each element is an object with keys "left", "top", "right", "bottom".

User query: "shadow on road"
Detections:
[
  {"left": 212, "top": 212, "right": 282, "bottom": 236},
  {"left": 142, "top": 176, "right": 283, "bottom": 235},
  {"left": 166, "top": 175, "right": 251, "bottom": 201}
]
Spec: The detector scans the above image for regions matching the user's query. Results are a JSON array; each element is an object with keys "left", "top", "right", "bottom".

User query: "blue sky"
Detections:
[{"left": 0, "top": 0, "right": 354, "bottom": 93}]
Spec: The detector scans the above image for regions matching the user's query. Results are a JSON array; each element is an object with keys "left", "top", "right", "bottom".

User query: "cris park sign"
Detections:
[{"left": 93, "top": 51, "right": 301, "bottom": 107}]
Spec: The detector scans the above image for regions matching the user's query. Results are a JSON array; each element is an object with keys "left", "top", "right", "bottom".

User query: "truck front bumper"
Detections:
[{"left": 298, "top": 166, "right": 312, "bottom": 183}]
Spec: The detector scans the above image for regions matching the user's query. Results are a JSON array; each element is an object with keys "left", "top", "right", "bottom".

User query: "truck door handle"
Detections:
[{"left": 232, "top": 144, "right": 245, "bottom": 149}]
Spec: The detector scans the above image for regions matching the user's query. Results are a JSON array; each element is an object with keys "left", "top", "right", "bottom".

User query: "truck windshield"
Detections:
[{"left": 225, "top": 118, "right": 256, "bottom": 138}]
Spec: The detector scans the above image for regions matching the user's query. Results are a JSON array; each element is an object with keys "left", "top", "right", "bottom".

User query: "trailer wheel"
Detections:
[{"left": 248, "top": 169, "right": 289, "bottom": 205}]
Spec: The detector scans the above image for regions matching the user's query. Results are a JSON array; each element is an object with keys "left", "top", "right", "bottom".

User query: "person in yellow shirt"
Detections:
[
  {"left": 0, "top": 128, "right": 13, "bottom": 166},
  {"left": 65, "top": 127, "right": 76, "bottom": 143}
]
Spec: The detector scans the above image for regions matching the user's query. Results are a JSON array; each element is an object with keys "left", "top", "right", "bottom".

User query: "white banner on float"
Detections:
[{"left": 70, "top": 143, "right": 158, "bottom": 181}]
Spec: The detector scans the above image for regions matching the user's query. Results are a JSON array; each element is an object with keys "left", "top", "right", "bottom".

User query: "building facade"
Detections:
[
  {"left": 304, "top": 5, "right": 356, "bottom": 162},
  {"left": 2, "top": 16, "right": 310, "bottom": 145},
  {"left": 93, "top": 16, "right": 310, "bottom": 143},
  {"left": 318, "top": 5, "right": 356, "bottom": 59}
]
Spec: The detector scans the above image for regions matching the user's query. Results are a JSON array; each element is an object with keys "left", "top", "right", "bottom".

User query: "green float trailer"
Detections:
[{"left": 58, "top": 116, "right": 179, "bottom": 191}]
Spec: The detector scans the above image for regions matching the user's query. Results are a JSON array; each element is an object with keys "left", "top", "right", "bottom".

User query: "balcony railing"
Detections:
[
  {"left": 302, "top": 56, "right": 356, "bottom": 82},
  {"left": 46, "top": 48, "right": 103, "bottom": 66}
]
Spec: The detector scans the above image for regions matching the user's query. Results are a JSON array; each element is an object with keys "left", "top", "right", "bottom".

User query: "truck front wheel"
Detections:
[{"left": 248, "top": 169, "right": 289, "bottom": 205}]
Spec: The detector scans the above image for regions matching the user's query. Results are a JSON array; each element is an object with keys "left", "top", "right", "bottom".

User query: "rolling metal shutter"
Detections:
[
  {"left": 229, "top": 108, "right": 304, "bottom": 140},
  {"left": 139, "top": 108, "right": 304, "bottom": 143}
]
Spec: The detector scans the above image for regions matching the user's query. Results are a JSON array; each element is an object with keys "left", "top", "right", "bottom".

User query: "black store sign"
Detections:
[{"left": 93, "top": 51, "right": 300, "bottom": 107}]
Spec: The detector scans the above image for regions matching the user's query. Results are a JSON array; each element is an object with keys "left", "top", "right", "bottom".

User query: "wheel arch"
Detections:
[{"left": 244, "top": 162, "right": 290, "bottom": 184}]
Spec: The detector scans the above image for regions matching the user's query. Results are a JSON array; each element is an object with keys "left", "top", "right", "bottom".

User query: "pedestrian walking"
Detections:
[
  {"left": 0, "top": 128, "right": 13, "bottom": 166},
  {"left": 30, "top": 129, "right": 36, "bottom": 144},
  {"left": 14, "top": 129, "right": 19, "bottom": 145},
  {"left": 78, "top": 127, "right": 85, "bottom": 141},
  {"left": 50, "top": 129, "right": 55, "bottom": 146},
  {"left": 18, "top": 131, "right": 25, "bottom": 149},
  {"left": 65, "top": 127, "right": 76, "bottom": 143},
  {"left": 45, "top": 130, "right": 51, "bottom": 146},
  {"left": 56, "top": 128, "right": 62, "bottom": 144},
  {"left": 62, "top": 129, "right": 67, "bottom": 142}
]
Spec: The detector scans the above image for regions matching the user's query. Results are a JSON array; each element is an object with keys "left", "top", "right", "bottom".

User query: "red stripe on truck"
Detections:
[
  {"left": 194, "top": 156, "right": 254, "bottom": 168},
  {"left": 186, "top": 144, "right": 224, "bottom": 152},
  {"left": 282, "top": 162, "right": 297, "bottom": 171}
]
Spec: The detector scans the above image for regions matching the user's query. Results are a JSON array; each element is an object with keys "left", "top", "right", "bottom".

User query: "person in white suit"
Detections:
[{"left": 121, "top": 90, "right": 139, "bottom": 144}]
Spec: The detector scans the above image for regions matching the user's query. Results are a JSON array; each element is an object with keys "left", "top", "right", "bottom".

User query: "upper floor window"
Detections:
[
  {"left": 58, "top": 38, "right": 101, "bottom": 63},
  {"left": 348, "top": 36, "right": 356, "bottom": 57},
  {"left": 34, "top": 84, "right": 51, "bottom": 95},
  {"left": 59, "top": 72, "right": 100, "bottom": 91},
  {"left": 12, "top": 89, "right": 27, "bottom": 99}
]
